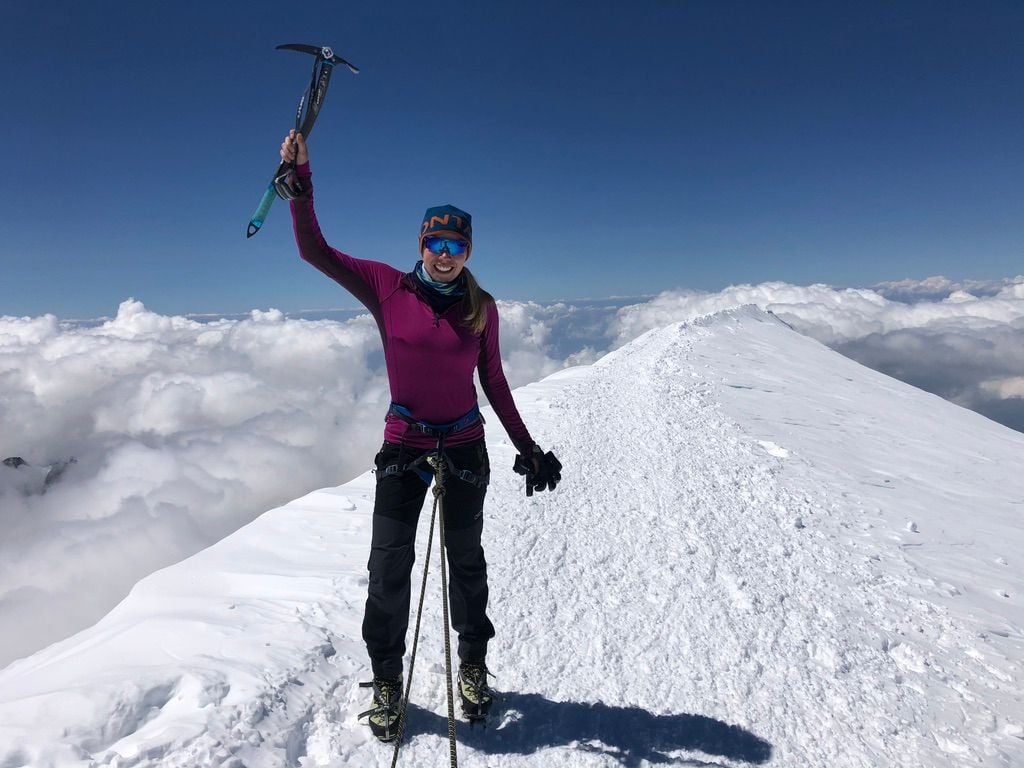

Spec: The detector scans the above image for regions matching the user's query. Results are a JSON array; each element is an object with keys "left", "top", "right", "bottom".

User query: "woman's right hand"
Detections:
[{"left": 280, "top": 130, "right": 309, "bottom": 166}]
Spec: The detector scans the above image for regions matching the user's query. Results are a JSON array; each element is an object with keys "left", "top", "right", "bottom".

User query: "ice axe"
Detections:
[{"left": 246, "top": 44, "right": 359, "bottom": 238}]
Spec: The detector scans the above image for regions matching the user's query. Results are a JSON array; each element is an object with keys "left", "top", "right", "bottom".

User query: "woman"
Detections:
[{"left": 280, "top": 130, "right": 562, "bottom": 741}]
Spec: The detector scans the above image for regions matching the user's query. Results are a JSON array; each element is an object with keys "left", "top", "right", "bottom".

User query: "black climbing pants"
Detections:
[{"left": 363, "top": 439, "right": 495, "bottom": 680}]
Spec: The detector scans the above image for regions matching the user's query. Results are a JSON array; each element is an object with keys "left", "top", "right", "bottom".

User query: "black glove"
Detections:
[{"left": 513, "top": 445, "right": 562, "bottom": 496}]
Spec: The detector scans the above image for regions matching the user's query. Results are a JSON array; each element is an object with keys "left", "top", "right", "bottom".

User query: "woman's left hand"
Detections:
[{"left": 513, "top": 446, "right": 562, "bottom": 496}]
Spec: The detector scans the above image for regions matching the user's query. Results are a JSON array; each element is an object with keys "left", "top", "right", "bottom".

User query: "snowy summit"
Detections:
[{"left": 0, "top": 307, "right": 1022, "bottom": 767}]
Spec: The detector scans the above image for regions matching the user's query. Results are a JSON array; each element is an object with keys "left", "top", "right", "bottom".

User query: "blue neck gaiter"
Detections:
[{"left": 413, "top": 261, "right": 467, "bottom": 312}]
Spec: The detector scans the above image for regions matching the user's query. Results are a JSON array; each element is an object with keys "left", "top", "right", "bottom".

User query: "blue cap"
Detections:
[{"left": 420, "top": 204, "right": 472, "bottom": 246}]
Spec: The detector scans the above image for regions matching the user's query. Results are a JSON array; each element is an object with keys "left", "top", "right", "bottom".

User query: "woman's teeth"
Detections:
[{"left": 436, "top": 265, "right": 453, "bottom": 272}]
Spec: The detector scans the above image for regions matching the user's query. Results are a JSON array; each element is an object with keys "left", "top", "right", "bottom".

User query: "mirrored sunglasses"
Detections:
[{"left": 424, "top": 236, "right": 470, "bottom": 257}]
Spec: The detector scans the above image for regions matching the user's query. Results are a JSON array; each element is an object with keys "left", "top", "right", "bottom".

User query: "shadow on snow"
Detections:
[{"left": 401, "top": 690, "right": 772, "bottom": 767}]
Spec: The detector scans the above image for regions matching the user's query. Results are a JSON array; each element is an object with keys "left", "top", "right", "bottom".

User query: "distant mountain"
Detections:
[{"left": 1, "top": 457, "right": 76, "bottom": 496}]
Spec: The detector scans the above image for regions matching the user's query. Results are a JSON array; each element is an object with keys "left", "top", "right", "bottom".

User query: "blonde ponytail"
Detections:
[{"left": 462, "top": 268, "right": 494, "bottom": 334}]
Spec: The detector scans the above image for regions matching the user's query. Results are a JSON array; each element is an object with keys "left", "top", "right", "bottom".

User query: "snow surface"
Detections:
[{"left": 1, "top": 307, "right": 1022, "bottom": 767}]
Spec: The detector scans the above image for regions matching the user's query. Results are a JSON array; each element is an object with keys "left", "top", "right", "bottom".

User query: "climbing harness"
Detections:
[
  {"left": 387, "top": 402, "right": 483, "bottom": 437},
  {"left": 380, "top": 404, "right": 489, "bottom": 487},
  {"left": 378, "top": 450, "right": 489, "bottom": 490}
]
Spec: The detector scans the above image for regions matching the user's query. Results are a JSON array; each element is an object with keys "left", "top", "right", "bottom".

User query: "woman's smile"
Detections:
[{"left": 423, "top": 250, "right": 466, "bottom": 282}]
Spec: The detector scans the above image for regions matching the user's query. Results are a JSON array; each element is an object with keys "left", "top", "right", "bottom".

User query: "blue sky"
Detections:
[{"left": 1, "top": 0, "right": 1022, "bottom": 318}]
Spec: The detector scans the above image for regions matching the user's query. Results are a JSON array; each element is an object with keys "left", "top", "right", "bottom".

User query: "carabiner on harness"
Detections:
[{"left": 379, "top": 452, "right": 489, "bottom": 489}]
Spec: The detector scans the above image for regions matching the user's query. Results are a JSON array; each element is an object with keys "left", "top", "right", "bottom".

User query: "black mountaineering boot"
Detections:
[
  {"left": 358, "top": 676, "right": 403, "bottom": 742},
  {"left": 458, "top": 662, "right": 493, "bottom": 721}
]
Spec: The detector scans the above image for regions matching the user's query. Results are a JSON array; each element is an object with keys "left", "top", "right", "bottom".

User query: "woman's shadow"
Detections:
[{"left": 402, "top": 690, "right": 772, "bottom": 767}]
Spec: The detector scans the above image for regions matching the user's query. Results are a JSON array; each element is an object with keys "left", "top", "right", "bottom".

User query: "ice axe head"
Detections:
[{"left": 275, "top": 43, "right": 360, "bottom": 74}]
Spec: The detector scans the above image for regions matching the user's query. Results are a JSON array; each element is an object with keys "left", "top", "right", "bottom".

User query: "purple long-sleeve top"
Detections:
[{"left": 289, "top": 163, "right": 535, "bottom": 453}]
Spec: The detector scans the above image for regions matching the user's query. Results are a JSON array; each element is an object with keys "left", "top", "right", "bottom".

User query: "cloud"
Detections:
[
  {"left": 981, "top": 377, "right": 1024, "bottom": 399},
  {"left": 872, "top": 275, "right": 1024, "bottom": 303},
  {"left": 492, "top": 300, "right": 607, "bottom": 389}
]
